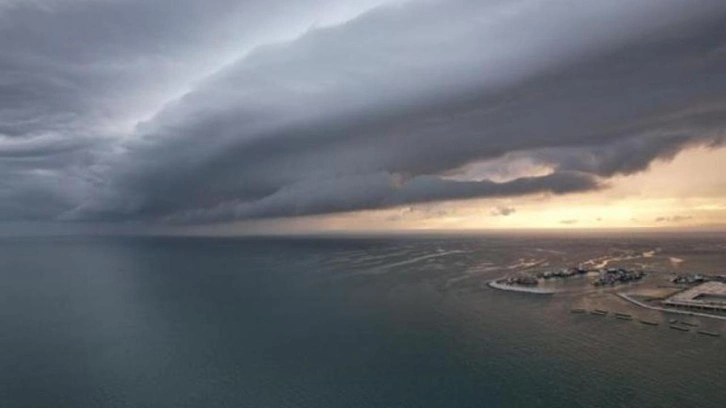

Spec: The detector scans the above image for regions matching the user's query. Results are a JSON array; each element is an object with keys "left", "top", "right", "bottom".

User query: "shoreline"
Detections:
[{"left": 488, "top": 280, "right": 557, "bottom": 294}]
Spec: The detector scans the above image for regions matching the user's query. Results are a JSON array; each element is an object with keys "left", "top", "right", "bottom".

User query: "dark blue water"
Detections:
[{"left": 1, "top": 235, "right": 725, "bottom": 407}]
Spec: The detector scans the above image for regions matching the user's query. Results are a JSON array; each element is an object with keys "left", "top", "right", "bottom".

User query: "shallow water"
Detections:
[{"left": 1, "top": 234, "right": 725, "bottom": 407}]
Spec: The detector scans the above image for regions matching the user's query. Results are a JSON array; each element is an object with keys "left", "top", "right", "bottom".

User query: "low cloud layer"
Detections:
[
  {"left": 2, "top": 0, "right": 726, "bottom": 225},
  {"left": 655, "top": 215, "right": 694, "bottom": 223}
]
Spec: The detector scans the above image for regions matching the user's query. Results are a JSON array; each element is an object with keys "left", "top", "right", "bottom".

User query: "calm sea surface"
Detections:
[{"left": 1, "top": 234, "right": 725, "bottom": 407}]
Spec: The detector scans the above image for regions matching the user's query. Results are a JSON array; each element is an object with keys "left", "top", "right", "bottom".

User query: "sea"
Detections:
[{"left": 1, "top": 232, "right": 725, "bottom": 407}]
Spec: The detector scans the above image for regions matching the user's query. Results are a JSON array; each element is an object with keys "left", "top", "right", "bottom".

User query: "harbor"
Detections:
[{"left": 487, "top": 259, "right": 726, "bottom": 341}]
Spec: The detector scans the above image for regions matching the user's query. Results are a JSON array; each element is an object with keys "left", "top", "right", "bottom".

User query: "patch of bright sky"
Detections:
[{"left": 203, "top": 145, "right": 726, "bottom": 234}]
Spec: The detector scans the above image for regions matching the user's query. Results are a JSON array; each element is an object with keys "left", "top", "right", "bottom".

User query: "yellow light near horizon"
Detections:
[
  {"left": 209, "top": 145, "right": 726, "bottom": 234},
  {"left": 380, "top": 146, "right": 726, "bottom": 231}
]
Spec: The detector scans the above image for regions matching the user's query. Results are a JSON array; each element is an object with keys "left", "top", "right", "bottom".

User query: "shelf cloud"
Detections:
[{"left": 2, "top": 0, "right": 726, "bottom": 225}]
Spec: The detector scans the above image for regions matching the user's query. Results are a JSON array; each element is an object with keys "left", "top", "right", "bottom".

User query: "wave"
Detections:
[{"left": 488, "top": 280, "right": 557, "bottom": 294}]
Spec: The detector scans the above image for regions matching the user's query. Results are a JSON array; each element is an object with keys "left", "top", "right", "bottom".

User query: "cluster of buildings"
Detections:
[
  {"left": 501, "top": 266, "right": 645, "bottom": 288},
  {"left": 502, "top": 276, "right": 539, "bottom": 286},
  {"left": 593, "top": 268, "right": 645, "bottom": 286},
  {"left": 672, "top": 273, "right": 726, "bottom": 285},
  {"left": 536, "top": 267, "right": 588, "bottom": 280}
]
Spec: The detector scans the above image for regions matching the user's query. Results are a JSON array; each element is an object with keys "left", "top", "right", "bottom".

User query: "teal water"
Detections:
[{"left": 1, "top": 235, "right": 725, "bottom": 407}]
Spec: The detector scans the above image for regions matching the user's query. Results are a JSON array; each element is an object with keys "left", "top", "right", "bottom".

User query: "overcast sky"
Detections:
[{"left": 2, "top": 0, "right": 726, "bottom": 233}]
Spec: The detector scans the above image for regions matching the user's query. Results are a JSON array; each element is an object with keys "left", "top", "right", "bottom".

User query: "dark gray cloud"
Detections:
[
  {"left": 2, "top": 0, "right": 726, "bottom": 225},
  {"left": 161, "top": 170, "right": 598, "bottom": 223},
  {"left": 0, "top": 0, "right": 386, "bottom": 220}
]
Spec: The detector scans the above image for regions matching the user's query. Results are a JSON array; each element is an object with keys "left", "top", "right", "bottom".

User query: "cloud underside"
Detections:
[
  {"left": 655, "top": 215, "right": 694, "bottom": 223},
  {"left": 1, "top": 0, "right": 726, "bottom": 224}
]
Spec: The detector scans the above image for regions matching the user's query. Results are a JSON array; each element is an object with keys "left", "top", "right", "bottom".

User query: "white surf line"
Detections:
[
  {"left": 669, "top": 257, "right": 685, "bottom": 266},
  {"left": 487, "top": 280, "right": 557, "bottom": 294},
  {"left": 506, "top": 258, "right": 546, "bottom": 270},
  {"left": 617, "top": 293, "right": 726, "bottom": 321},
  {"left": 347, "top": 250, "right": 469, "bottom": 276},
  {"left": 445, "top": 265, "right": 503, "bottom": 287},
  {"left": 586, "top": 255, "right": 637, "bottom": 269},
  {"left": 582, "top": 248, "right": 661, "bottom": 269}
]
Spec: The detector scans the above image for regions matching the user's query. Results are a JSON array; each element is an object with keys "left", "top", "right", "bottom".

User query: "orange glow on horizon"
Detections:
[{"left": 196, "top": 145, "right": 726, "bottom": 235}]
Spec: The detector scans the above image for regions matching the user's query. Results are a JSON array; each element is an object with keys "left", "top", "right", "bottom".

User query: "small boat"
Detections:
[
  {"left": 640, "top": 320, "right": 659, "bottom": 326},
  {"left": 680, "top": 321, "right": 698, "bottom": 327},
  {"left": 697, "top": 330, "right": 721, "bottom": 337},
  {"left": 570, "top": 308, "right": 586, "bottom": 314},
  {"left": 590, "top": 309, "right": 608, "bottom": 316},
  {"left": 615, "top": 314, "right": 633, "bottom": 321},
  {"left": 669, "top": 325, "right": 689, "bottom": 332}
]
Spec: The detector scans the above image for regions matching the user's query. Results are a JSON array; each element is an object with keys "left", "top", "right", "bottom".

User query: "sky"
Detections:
[{"left": 1, "top": 0, "right": 726, "bottom": 235}]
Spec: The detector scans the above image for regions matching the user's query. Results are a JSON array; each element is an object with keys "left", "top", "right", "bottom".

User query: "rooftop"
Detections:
[{"left": 664, "top": 281, "right": 726, "bottom": 311}]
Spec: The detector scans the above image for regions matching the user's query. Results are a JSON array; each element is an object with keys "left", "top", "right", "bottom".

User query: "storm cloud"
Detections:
[{"left": 2, "top": 0, "right": 726, "bottom": 224}]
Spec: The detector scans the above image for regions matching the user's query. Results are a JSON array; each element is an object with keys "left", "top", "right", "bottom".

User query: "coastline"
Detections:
[{"left": 488, "top": 280, "right": 557, "bottom": 294}]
